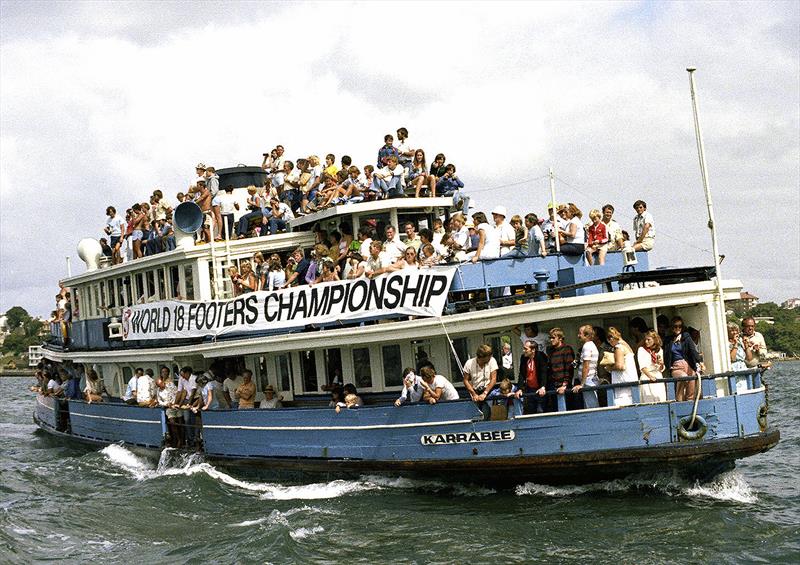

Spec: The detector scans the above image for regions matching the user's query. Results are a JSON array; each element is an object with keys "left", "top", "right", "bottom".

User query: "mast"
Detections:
[
  {"left": 687, "top": 67, "right": 729, "bottom": 372},
  {"left": 549, "top": 167, "right": 560, "bottom": 253}
]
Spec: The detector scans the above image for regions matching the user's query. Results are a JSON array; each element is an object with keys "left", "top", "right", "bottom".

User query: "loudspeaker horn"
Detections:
[{"left": 174, "top": 201, "right": 204, "bottom": 249}]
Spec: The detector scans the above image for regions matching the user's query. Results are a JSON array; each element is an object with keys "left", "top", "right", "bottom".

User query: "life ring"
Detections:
[
  {"left": 677, "top": 415, "right": 707, "bottom": 441},
  {"left": 757, "top": 404, "right": 768, "bottom": 431}
]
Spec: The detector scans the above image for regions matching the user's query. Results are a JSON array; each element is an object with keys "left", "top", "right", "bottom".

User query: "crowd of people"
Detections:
[{"left": 98, "top": 128, "right": 655, "bottom": 267}]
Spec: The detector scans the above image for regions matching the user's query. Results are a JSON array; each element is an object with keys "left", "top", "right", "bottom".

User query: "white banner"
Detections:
[{"left": 121, "top": 268, "right": 456, "bottom": 341}]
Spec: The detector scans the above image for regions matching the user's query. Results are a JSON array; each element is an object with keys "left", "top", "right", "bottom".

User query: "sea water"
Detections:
[{"left": 1, "top": 364, "right": 798, "bottom": 563}]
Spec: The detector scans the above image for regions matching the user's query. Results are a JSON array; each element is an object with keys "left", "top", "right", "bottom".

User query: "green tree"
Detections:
[
  {"left": 1, "top": 306, "right": 45, "bottom": 356},
  {"left": 5, "top": 306, "right": 32, "bottom": 330}
]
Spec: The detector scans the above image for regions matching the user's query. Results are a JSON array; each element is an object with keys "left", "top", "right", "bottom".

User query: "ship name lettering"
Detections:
[{"left": 421, "top": 429, "right": 515, "bottom": 445}]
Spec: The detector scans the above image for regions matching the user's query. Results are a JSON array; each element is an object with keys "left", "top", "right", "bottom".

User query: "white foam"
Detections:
[
  {"left": 685, "top": 471, "right": 758, "bottom": 503},
  {"left": 100, "top": 444, "right": 152, "bottom": 481},
  {"left": 360, "top": 474, "right": 496, "bottom": 496},
  {"left": 12, "top": 527, "right": 37, "bottom": 535},
  {"left": 289, "top": 526, "right": 324, "bottom": 540}
]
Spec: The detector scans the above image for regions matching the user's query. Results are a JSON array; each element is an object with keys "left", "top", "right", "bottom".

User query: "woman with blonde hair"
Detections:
[
  {"left": 266, "top": 254, "right": 286, "bottom": 291},
  {"left": 238, "top": 261, "right": 257, "bottom": 293},
  {"left": 557, "top": 204, "right": 586, "bottom": 256},
  {"left": 638, "top": 330, "right": 666, "bottom": 403},
  {"left": 607, "top": 326, "right": 638, "bottom": 406}
]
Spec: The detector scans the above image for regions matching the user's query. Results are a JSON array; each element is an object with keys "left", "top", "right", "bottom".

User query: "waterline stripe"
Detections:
[
  {"left": 204, "top": 418, "right": 473, "bottom": 432},
  {"left": 70, "top": 412, "right": 160, "bottom": 425}
]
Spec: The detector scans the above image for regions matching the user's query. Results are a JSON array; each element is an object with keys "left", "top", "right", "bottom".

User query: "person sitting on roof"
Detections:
[
  {"left": 632, "top": 200, "right": 655, "bottom": 251},
  {"left": 601, "top": 204, "right": 625, "bottom": 252},
  {"left": 268, "top": 196, "right": 294, "bottom": 235},
  {"left": 525, "top": 213, "right": 546, "bottom": 257},
  {"left": 372, "top": 155, "right": 405, "bottom": 199},
  {"left": 259, "top": 385, "right": 284, "bottom": 409},
  {"left": 585, "top": 209, "right": 610, "bottom": 266},
  {"left": 376, "top": 133, "right": 399, "bottom": 168},
  {"left": 300, "top": 155, "right": 323, "bottom": 213},
  {"left": 429, "top": 153, "right": 447, "bottom": 181},
  {"left": 408, "top": 149, "right": 437, "bottom": 197},
  {"left": 435, "top": 164, "right": 464, "bottom": 197},
  {"left": 557, "top": 204, "right": 585, "bottom": 256},
  {"left": 421, "top": 366, "right": 460, "bottom": 403},
  {"left": 469, "top": 212, "right": 501, "bottom": 263}
]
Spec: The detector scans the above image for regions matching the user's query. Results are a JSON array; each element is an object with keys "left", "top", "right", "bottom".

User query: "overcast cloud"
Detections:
[{"left": 1, "top": 0, "right": 798, "bottom": 317}]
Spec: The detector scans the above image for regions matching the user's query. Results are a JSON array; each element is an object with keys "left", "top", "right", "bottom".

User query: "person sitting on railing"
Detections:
[
  {"left": 572, "top": 325, "right": 600, "bottom": 408},
  {"left": 632, "top": 200, "right": 655, "bottom": 251},
  {"left": 338, "top": 166, "right": 367, "bottom": 204},
  {"left": 83, "top": 368, "right": 106, "bottom": 403},
  {"left": 462, "top": 344, "right": 498, "bottom": 420},
  {"left": 728, "top": 323, "right": 753, "bottom": 371},
  {"left": 421, "top": 366, "right": 459, "bottom": 403},
  {"left": 517, "top": 339, "right": 548, "bottom": 414},
  {"left": 547, "top": 328, "right": 577, "bottom": 411},
  {"left": 469, "top": 212, "right": 501, "bottom": 263},
  {"left": 262, "top": 147, "right": 278, "bottom": 173},
  {"left": 662, "top": 316, "right": 703, "bottom": 402},
  {"left": 395, "top": 368, "right": 426, "bottom": 406},
  {"left": 606, "top": 327, "right": 638, "bottom": 406},
  {"left": 377, "top": 133, "right": 399, "bottom": 169},
  {"left": 638, "top": 330, "right": 666, "bottom": 403},
  {"left": 601, "top": 204, "right": 625, "bottom": 252},
  {"left": 373, "top": 155, "right": 406, "bottom": 199},
  {"left": 435, "top": 164, "right": 464, "bottom": 197},
  {"left": 557, "top": 204, "right": 585, "bottom": 257},
  {"left": 585, "top": 209, "right": 609, "bottom": 266},
  {"left": 429, "top": 153, "right": 447, "bottom": 182},
  {"left": 323, "top": 153, "right": 338, "bottom": 178}
]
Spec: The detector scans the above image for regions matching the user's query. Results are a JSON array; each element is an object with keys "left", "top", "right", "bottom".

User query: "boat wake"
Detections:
[{"left": 515, "top": 470, "right": 758, "bottom": 503}]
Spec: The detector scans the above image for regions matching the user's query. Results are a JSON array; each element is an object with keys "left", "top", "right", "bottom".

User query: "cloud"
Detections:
[{"left": 1, "top": 1, "right": 798, "bottom": 316}]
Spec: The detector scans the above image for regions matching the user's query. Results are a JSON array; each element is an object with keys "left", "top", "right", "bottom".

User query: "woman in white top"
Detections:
[
  {"left": 607, "top": 326, "right": 638, "bottom": 406},
  {"left": 557, "top": 204, "right": 586, "bottom": 257},
  {"left": 637, "top": 330, "right": 666, "bottom": 403},
  {"left": 266, "top": 254, "right": 286, "bottom": 291},
  {"left": 572, "top": 325, "right": 599, "bottom": 408},
  {"left": 470, "top": 211, "right": 501, "bottom": 262}
]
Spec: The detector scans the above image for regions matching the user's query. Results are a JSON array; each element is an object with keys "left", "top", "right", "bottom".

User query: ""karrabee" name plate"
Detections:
[{"left": 420, "top": 430, "right": 515, "bottom": 445}]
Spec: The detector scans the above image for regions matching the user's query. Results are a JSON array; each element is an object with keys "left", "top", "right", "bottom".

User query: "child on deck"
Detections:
[
  {"left": 585, "top": 209, "right": 609, "bottom": 266},
  {"left": 335, "top": 393, "right": 359, "bottom": 413}
]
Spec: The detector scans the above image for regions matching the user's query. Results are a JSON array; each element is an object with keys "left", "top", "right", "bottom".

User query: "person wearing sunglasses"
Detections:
[{"left": 662, "top": 316, "right": 704, "bottom": 401}]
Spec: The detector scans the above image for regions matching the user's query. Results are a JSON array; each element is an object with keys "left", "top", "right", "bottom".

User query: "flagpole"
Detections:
[{"left": 687, "top": 67, "right": 729, "bottom": 372}]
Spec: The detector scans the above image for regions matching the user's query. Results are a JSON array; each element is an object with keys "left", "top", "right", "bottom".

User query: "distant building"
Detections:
[
  {"left": 738, "top": 291, "right": 759, "bottom": 310},
  {"left": 28, "top": 345, "right": 44, "bottom": 367},
  {"left": 753, "top": 316, "right": 775, "bottom": 325},
  {"left": 782, "top": 298, "right": 800, "bottom": 310}
]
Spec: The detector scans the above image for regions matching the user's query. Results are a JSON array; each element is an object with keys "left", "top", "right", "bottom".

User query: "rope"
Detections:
[
  {"left": 689, "top": 366, "right": 703, "bottom": 429},
  {"left": 438, "top": 317, "right": 465, "bottom": 375}
]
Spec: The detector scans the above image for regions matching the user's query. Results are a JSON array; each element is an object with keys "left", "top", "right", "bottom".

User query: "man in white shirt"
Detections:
[
  {"left": 632, "top": 200, "right": 655, "bottom": 251},
  {"left": 741, "top": 317, "right": 768, "bottom": 368},
  {"left": 462, "top": 344, "right": 498, "bottom": 420},
  {"left": 516, "top": 323, "right": 548, "bottom": 352},
  {"left": 122, "top": 369, "right": 141, "bottom": 404},
  {"left": 395, "top": 127, "right": 414, "bottom": 167},
  {"left": 601, "top": 204, "right": 625, "bottom": 252},
  {"left": 175, "top": 366, "right": 198, "bottom": 446},
  {"left": 104, "top": 206, "right": 125, "bottom": 265},
  {"left": 403, "top": 222, "right": 422, "bottom": 251},
  {"left": 268, "top": 197, "right": 295, "bottom": 234},
  {"left": 382, "top": 225, "right": 407, "bottom": 262},
  {"left": 223, "top": 372, "right": 244, "bottom": 409},
  {"left": 395, "top": 370, "right": 426, "bottom": 405},
  {"left": 572, "top": 325, "right": 600, "bottom": 408},
  {"left": 492, "top": 206, "right": 516, "bottom": 256},
  {"left": 421, "top": 367, "right": 460, "bottom": 403},
  {"left": 137, "top": 369, "right": 157, "bottom": 406},
  {"left": 372, "top": 156, "right": 405, "bottom": 198}
]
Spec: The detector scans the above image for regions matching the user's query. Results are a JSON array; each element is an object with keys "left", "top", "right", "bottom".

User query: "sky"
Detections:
[{"left": 1, "top": 0, "right": 798, "bottom": 318}]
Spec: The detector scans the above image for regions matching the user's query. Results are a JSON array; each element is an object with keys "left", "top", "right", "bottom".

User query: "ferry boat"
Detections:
[{"left": 32, "top": 154, "right": 779, "bottom": 486}]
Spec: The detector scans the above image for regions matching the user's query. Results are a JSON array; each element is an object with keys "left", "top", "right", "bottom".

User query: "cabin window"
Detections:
[
  {"left": 134, "top": 273, "right": 145, "bottom": 303},
  {"left": 122, "top": 366, "right": 133, "bottom": 384},
  {"left": 184, "top": 265, "right": 195, "bottom": 300},
  {"left": 275, "top": 353, "right": 293, "bottom": 393},
  {"left": 158, "top": 268, "right": 167, "bottom": 301},
  {"left": 411, "top": 339, "right": 432, "bottom": 371},
  {"left": 449, "top": 337, "right": 470, "bottom": 381},
  {"left": 257, "top": 355, "right": 270, "bottom": 392},
  {"left": 301, "top": 350, "right": 317, "bottom": 392},
  {"left": 107, "top": 279, "right": 116, "bottom": 308},
  {"left": 484, "top": 332, "right": 512, "bottom": 376},
  {"left": 382, "top": 344, "right": 403, "bottom": 387},
  {"left": 98, "top": 282, "right": 107, "bottom": 313},
  {"left": 146, "top": 271, "right": 157, "bottom": 300},
  {"left": 123, "top": 276, "right": 132, "bottom": 306},
  {"left": 118, "top": 278, "right": 127, "bottom": 307},
  {"left": 352, "top": 347, "right": 372, "bottom": 389},
  {"left": 323, "top": 349, "right": 343, "bottom": 389},
  {"left": 169, "top": 266, "right": 180, "bottom": 299}
]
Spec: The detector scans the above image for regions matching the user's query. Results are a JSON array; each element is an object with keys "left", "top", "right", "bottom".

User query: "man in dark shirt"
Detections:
[
  {"left": 516, "top": 340, "right": 549, "bottom": 414},
  {"left": 282, "top": 247, "right": 311, "bottom": 287},
  {"left": 547, "top": 327, "right": 577, "bottom": 411}
]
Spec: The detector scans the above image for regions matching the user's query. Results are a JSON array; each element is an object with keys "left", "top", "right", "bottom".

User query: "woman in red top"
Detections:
[{"left": 585, "top": 209, "right": 609, "bottom": 265}]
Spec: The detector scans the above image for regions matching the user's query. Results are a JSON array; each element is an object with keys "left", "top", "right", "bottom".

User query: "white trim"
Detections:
[
  {"left": 70, "top": 411, "right": 161, "bottom": 425},
  {"left": 514, "top": 405, "right": 624, "bottom": 419},
  {"left": 204, "top": 417, "right": 473, "bottom": 432}
]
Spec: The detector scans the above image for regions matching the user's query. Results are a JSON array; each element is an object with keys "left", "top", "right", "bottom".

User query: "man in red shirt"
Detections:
[{"left": 516, "top": 340, "right": 549, "bottom": 414}]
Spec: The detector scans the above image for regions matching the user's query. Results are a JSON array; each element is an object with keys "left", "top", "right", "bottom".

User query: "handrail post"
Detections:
[
  {"left": 606, "top": 389, "right": 615, "bottom": 407},
  {"left": 556, "top": 394, "right": 567, "bottom": 412}
]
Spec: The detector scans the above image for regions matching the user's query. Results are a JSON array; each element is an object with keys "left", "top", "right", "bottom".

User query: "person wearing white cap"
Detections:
[{"left": 492, "top": 205, "right": 516, "bottom": 256}]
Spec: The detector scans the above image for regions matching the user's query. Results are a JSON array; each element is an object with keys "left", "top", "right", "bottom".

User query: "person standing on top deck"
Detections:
[
  {"left": 104, "top": 206, "right": 125, "bottom": 265},
  {"left": 395, "top": 127, "right": 414, "bottom": 168},
  {"left": 492, "top": 206, "right": 515, "bottom": 257},
  {"left": 462, "top": 344, "right": 498, "bottom": 420},
  {"left": 632, "top": 200, "right": 655, "bottom": 252},
  {"left": 517, "top": 339, "right": 548, "bottom": 414},
  {"left": 547, "top": 328, "right": 577, "bottom": 411},
  {"left": 525, "top": 213, "right": 547, "bottom": 257},
  {"left": 196, "top": 179, "right": 213, "bottom": 244}
]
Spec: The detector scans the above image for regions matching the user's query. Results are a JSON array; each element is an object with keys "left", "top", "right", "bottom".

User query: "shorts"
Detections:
[
  {"left": 638, "top": 237, "right": 654, "bottom": 251},
  {"left": 203, "top": 211, "right": 213, "bottom": 228},
  {"left": 211, "top": 195, "right": 221, "bottom": 207},
  {"left": 110, "top": 235, "right": 121, "bottom": 248},
  {"left": 131, "top": 230, "right": 143, "bottom": 242}
]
